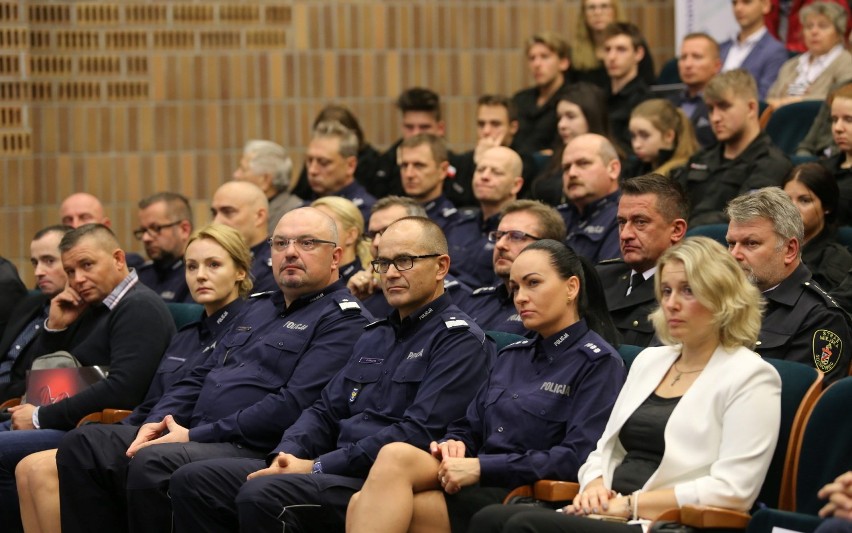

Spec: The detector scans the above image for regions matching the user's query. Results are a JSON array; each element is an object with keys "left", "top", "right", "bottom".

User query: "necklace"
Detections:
[{"left": 670, "top": 361, "right": 706, "bottom": 386}]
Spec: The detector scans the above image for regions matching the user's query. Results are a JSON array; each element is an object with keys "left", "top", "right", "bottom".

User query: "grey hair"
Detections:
[
  {"left": 371, "top": 195, "right": 428, "bottom": 217},
  {"left": 244, "top": 140, "right": 293, "bottom": 192},
  {"left": 800, "top": 2, "right": 847, "bottom": 40},
  {"left": 312, "top": 120, "right": 359, "bottom": 158},
  {"left": 725, "top": 187, "right": 805, "bottom": 247}
]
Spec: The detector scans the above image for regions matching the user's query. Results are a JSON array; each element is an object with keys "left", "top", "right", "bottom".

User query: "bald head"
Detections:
[
  {"left": 211, "top": 181, "right": 270, "bottom": 247},
  {"left": 60, "top": 193, "right": 110, "bottom": 228},
  {"left": 473, "top": 146, "right": 525, "bottom": 218}
]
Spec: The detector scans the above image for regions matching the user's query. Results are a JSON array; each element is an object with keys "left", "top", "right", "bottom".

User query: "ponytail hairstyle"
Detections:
[
  {"left": 630, "top": 99, "right": 699, "bottom": 177},
  {"left": 519, "top": 239, "right": 621, "bottom": 346}
]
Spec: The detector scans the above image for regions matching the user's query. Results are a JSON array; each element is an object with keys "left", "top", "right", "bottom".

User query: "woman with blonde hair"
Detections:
[
  {"left": 311, "top": 196, "right": 372, "bottom": 285},
  {"left": 470, "top": 236, "right": 782, "bottom": 533},
  {"left": 570, "top": 0, "right": 655, "bottom": 87},
  {"left": 15, "top": 223, "right": 252, "bottom": 533},
  {"left": 625, "top": 99, "right": 699, "bottom": 178}
]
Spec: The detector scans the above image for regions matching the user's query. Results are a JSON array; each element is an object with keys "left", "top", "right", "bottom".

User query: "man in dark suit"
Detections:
[
  {"left": 0, "top": 225, "right": 72, "bottom": 403},
  {"left": 0, "top": 257, "right": 26, "bottom": 337},
  {"left": 596, "top": 173, "right": 689, "bottom": 347}
]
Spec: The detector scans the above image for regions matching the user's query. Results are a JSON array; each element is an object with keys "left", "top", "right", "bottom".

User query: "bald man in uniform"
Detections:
[{"left": 210, "top": 181, "right": 277, "bottom": 293}]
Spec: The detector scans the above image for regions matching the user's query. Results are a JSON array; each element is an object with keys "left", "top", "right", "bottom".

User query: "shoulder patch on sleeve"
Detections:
[{"left": 813, "top": 329, "right": 843, "bottom": 373}]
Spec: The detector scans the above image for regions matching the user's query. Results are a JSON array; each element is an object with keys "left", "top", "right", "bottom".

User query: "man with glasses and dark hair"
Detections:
[
  {"left": 135, "top": 192, "right": 194, "bottom": 303},
  {"left": 348, "top": 196, "right": 473, "bottom": 317},
  {"left": 459, "top": 200, "right": 566, "bottom": 334},
  {"left": 210, "top": 180, "right": 278, "bottom": 293},
  {"left": 168, "top": 216, "right": 492, "bottom": 533},
  {"left": 56, "top": 207, "right": 370, "bottom": 533}
]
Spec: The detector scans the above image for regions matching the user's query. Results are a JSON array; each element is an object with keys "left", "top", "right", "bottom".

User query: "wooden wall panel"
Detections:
[{"left": 0, "top": 0, "right": 675, "bottom": 286}]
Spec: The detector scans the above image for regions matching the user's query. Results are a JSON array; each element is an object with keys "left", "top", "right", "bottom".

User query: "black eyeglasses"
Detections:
[
  {"left": 361, "top": 227, "right": 388, "bottom": 242},
  {"left": 133, "top": 221, "right": 183, "bottom": 240},
  {"left": 268, "top": 237, "right": 337, "bottom": 252},
  {"left": 370, "top": 254, "right": 441, "bottom": 274},
  {"left": 487, "top": 230, "right": 542, "bottom": 243}
]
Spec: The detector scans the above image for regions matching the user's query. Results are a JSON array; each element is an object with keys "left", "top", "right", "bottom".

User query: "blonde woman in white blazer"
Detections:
[{"left": 469, "top": 236, "right": 782, "bottom": 533}]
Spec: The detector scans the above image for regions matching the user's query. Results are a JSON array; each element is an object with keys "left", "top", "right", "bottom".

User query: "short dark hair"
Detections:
[
  {"left": 502, "top": 200, "right": 567, "bottom": 241},
  {"left": 138, "top": 192, "right": 193, "bottom": 225},
  {"left": 399, "top": 133, "right": 448, "bottom": 165},
  {"left": 34, "top": 224, "right": 73, "bottom": 242},
  {"left": 603, "top": 22, "right": 644, "bottom": 51},
  {"left": 397, "top": 87, "right": 442, "bottom": 121},
  {"left": 59, "top": 223, "right": 120, "bottom": 254},
  {"left": 477, "top": 94, "right": 518, "bottom": 123},
  {"left": 621, "top": 173, "right": 690, "bottom": 222}
]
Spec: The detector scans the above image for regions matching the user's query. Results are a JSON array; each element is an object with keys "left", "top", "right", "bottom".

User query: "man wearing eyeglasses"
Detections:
[
  {"left": 134, "top": 192, "right": 194, "bottom": 303},
  {"left": 167, "top": 216, "right": 492, "bottom": 533},
  {"left": 460, "top": 200, "right": 566, "bottom": 335},
  {"left": 56, "top": 207, "right": 370, "bottom": 533}
]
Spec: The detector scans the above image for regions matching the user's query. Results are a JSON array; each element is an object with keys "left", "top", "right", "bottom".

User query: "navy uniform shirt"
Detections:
[
  {"left": 362, "top": 275, "right": 472, "bottom": 319},
  {"left": 143, "top": 280, "right": 370, "bottom": 451},
  {"left": 249, "top": 241, "right": 278, "bottom": 294},
  {"left": 446, "top": 211, "right": 502, "bottom": 288},
  {"left": 137, "top": 258, "right": 193, "bottom": 303},
  {"left": 459, "top": 283, "right": 528, "bottom": 336},
  {"left": 757, "top": 263, "right": 852, "bottom": 384},
  {"left": 339, "top": 259, "right": 363, "bottom": 287},
  {"left": 423, "top": 195, "right": 462, "bottom": 234},
  {"left": 123, "top": 298, "right": 246, "bottom": 426},
  {"left": 316, "top": 181, "right": 377, "bottom": 226},
  {"left": 560, "top": 190, "right": 621, "bottom": 264},
  {"left": 443, "top": 319, "right": 626, "bottom": 489},
  {"left": 270, "top": 293, "right": 493, "bottom": 478},
  {"left": 596, "top": 260, "right": 657, "bottom": 347}
]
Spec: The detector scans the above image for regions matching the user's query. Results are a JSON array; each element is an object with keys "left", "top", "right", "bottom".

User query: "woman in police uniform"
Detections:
[
  {"left": 15, "top": 223, "right": 252, "bottom": 533},
  {"left": 346, "top": 239, "right": 626, "bottom": 533}
]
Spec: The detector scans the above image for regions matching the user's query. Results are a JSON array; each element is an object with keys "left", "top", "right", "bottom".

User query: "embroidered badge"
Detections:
[{"left": 813, "top": 329, "right": 842, "bottom": 373}]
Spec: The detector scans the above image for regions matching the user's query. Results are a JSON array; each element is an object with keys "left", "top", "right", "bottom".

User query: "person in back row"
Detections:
[
  {"left": 134, "top": 192, "right": 194, "bottom": 303},
  {"left": 233, "top": 139, "right": 303, "bottom": 234}
]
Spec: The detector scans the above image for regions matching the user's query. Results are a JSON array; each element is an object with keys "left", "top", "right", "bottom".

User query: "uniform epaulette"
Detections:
[
  {"left": 597, "top": 257, "right": 624, "bottom": 265},
  {"left": 443, "top": 279, "right": 459, "bottom": 290},
  {"left": 441, "top": 207, "right": 458, "bottom": 218},
  {"left": 332, "top": 294, "right": 363, "bottom": 313},
  {"left": 365, "top": 318, "right": 389, "bottom": 329},
  {"left": 249, "top": 290, "right": 276, "bottom": 298},
  {"left": 441, "top": 312, "right": 470, "bottom": 331},
  {"left": 579, "top": 341, "right": 610, "bottom": 359},
  {"left": 504, "top": 339, "right": 531, "bottom": 349},
  {"left": 803, "top": 280, "right": 842, "bottom": 308},
  {"left": 472, "top": 286, "right": 498, "bottom": 296}
]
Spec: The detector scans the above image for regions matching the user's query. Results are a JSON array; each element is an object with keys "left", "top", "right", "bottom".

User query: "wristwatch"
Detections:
[{"left": 311, "top": 460, "right": 323, "bottom": 474}]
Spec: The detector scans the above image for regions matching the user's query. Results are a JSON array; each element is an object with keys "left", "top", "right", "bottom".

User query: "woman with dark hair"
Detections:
[
  {"left": 346, "top": 240, "right": 626, "bottom": 533},
  {"left": 783, "top": 163, "right": 852, "bottom": 290},
  {"left": 531, "top": 83, "right": 614, "bottom": 206},
  {"left": 293, "top": 104, "right": 380, "bottom": 199}
]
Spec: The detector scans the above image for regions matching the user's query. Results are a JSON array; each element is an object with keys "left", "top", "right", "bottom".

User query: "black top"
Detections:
[
  {"left": 607, "top": 76, "right": 652, "bottom": 155},
  {"left": 802, "top": 228, "right": 852, "bottom": 292},
  {"left": 511, "top": 82, "right": 570, "bottom": 155},
  {"left": 0, "top": 257, "right": 26, "bottom": 336},
  {"left": 612, "top": 392, "right": 681, "bottom": 494},
  {"left": 819, "top": 154, "right": 852, "bottom": 227}
]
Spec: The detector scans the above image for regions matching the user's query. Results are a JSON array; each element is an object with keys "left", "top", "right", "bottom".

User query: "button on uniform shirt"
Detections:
[
  {"left": 123, "top": 298, "right": 246, "bottom": 426},
  {"left": 560, "top": 190, "right": 621, "bottom": 264},
  {"left": 137, "top": 258, "right": 193, "bottom": 303},
  {"left": 458, "top": 284, "right": 529, "bottom": 336},
  {"left": 143, "top": 280, "right": 369, "bottom": 451},
  {"left": 442, "top": 319, "right": 626, "bottom": 489},
  {"left": 269, "top": 293, "right": 493, "bottom": 478}
]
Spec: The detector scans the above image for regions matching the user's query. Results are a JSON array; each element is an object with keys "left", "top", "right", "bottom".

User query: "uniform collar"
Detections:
[
  {"left": 102, "top": 270, "right": 139, "bottom": 310},
  {"left": 763, "top": 263, "right": 811, "bottom": 306},
  {"left": 278, "top": 279, "right": 346, "bottom": 313},
  {"left": 389, "top": 292, "right": 452, "bottom": 336},
  {"left": 199, "top": 297, "right": 246, "bottom": 336},
  {"left": 537, "top": 318, "right": 590, "bottom": 360}
]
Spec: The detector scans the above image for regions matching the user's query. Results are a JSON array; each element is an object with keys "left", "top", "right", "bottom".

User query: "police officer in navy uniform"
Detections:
[
  {"left": 56, "top": 209, "right": 370, "bottom": 533},
  {"left": 596, "top": 174, "right": 689, "bottom": 347},
  {"left": 134, "top": 192, "right": 194, "bottom": 303},
  {"left": 345, "top": 239, "right": 626, "bottom": 533},
  {"left": 447, "top": 146, "right": 526, "bottom": 288},
  {"left": 210, "top": 180, "right": 279, "bottom": 294},
  {"left": 726, "top": 188, "right": 852, "bottom": 383},
  {"left": 460, "top": 200, "right": 566, "bottom": 335},
  {"left": 169, "top": 216, "right": 493, "bottom": 533},
  {"left": 559, "top": 134, "right": 622, "bottom": 264},
  {"left": 348, "top": 196, "right": 474, "bottom": 318},
  {"left": 399, "top": 133, "right": 463, "bottom": 233},
  {"left": 305, "top": 120, "right": 376, "bottom": 225}
]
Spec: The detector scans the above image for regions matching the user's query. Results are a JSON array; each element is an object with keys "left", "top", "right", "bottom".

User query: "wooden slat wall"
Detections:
[{"left": 0, "top": 0, "right": 675, "bottom": 286}]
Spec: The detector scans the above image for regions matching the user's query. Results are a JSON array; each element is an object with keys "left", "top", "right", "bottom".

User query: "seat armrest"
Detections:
[
  {"left": 503, "top": 485, "right": 534, "bottom": 504},
  {"left": 76, "top": 408, "right": 132, "bottom": 427},
  {"left": 534, "top": 480, "right": 580, "bottom": 502},
  {"left": 679, "top": 505, "right": 750, "bottom": 529}
]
